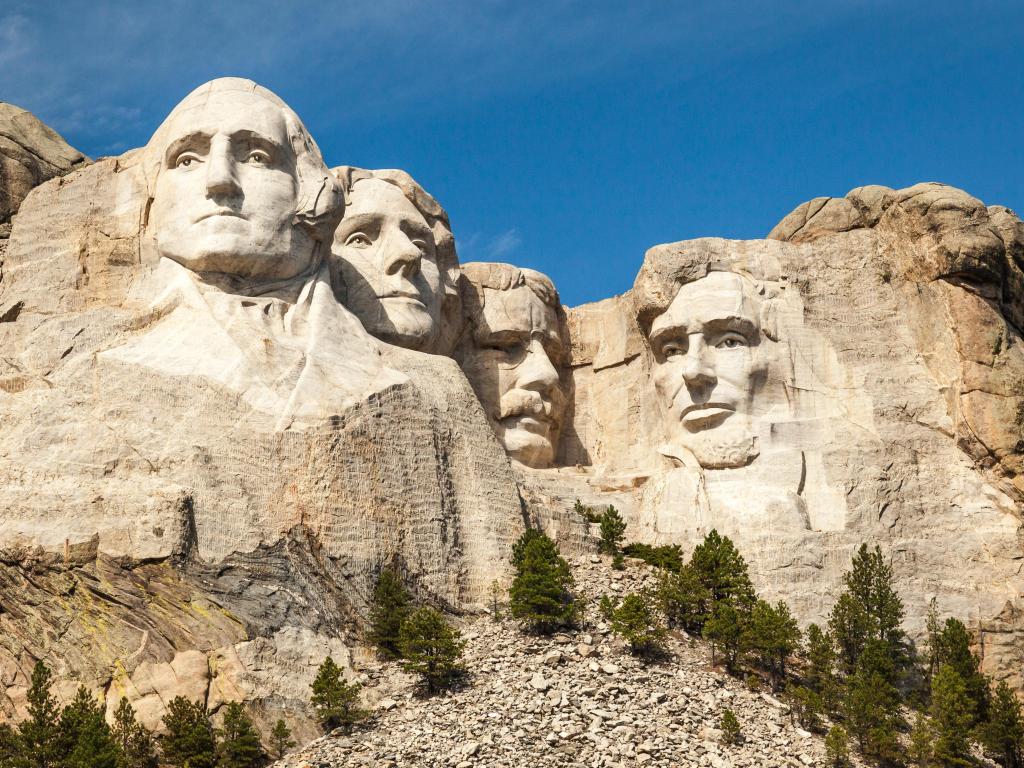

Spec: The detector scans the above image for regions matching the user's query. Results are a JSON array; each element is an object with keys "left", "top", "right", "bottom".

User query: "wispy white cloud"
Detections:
[{"left": 487, "top": 228, "right": 522, "bottom": 259}]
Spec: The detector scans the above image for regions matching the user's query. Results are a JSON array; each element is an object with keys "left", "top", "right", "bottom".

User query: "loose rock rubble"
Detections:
[{"left": 274, "top": 557, "right": 864, "bottom": 767}]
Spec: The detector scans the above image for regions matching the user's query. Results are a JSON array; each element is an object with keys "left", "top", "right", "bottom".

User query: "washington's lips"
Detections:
[
  {"left": 680, "top": 403, "right": 734, "bottom": 430},
  {"left": 195, "top": 209, "right": 246, "bottom": 223}
]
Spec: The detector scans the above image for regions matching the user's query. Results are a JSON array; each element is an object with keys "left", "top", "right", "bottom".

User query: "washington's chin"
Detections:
[
  {"left": 499, "top": 424, "right": 557, "bottom": 469},
  {"left": 157, "top": 233, "right": 308, "bottom": 281}
]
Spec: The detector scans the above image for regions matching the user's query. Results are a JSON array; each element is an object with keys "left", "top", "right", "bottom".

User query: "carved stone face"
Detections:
[
  {"left": 333, "top": 178, "right": 442, "bottom": 351},
  {"left": 648, "top": 271, "right": 767, "bottom": 469},
  {"left": 459, "top": 284, "right": 566, "bottom": 468},
  {"left": 148, "top": 90, "right": 311, "bottom": 282}
]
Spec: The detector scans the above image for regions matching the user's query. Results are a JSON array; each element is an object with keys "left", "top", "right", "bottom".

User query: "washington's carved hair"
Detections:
[{"left": 141, "top": 78, "right": 345, "bottom": 243}]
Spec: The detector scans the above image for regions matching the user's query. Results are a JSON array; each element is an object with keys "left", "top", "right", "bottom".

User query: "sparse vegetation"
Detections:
[
  {"left": 398, "top": 607, "right": 466, "bottom": 693},
  {"left": 311, "top": 656, "right": 369, "bottom": 733}
]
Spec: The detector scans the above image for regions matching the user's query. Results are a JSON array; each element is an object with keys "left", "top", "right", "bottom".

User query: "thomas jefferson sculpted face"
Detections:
[
  {"left": 147, "top": 83, "right": 325, "bottom": 283},
  {"left": 457, "top": 264, "right": 568, "bottom": 468},
  {"left": 333, "top": 178, "right": 443, "bottom": 350},
  {"left": 648, "top": 271, "right": 768, "bottom": 469}
]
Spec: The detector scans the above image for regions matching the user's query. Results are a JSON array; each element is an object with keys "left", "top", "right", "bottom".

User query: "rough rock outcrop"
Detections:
[{"left": 0, "top": 102, "right": 88, "bottom": 236}]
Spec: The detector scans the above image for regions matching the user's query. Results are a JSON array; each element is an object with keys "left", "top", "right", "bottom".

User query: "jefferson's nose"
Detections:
[
  {"left": 383, "top": 229, "right": 422, "bottom": 280},
  {"left": 205, "top": 141, "right": 241, "bottom": 199},
  {"left": 679, "top": 336, "right": 716, "bottom": 389},
  {"left": 516, "top": 340, "right": 560, "bottom": 395}
]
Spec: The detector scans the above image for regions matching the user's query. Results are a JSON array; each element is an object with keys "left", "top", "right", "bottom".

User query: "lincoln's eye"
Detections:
[
  {"left": 345, "top": 233, "right": 372, "bottom": 248},
  {"left": 661, "top": 341, "right": 686, "bottom": 359},
  {"left": 716, "top": 334, "right": 748, "bottom": 349}
]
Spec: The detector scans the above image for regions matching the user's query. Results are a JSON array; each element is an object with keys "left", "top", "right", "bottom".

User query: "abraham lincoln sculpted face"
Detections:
[
  {"left": 647, "top": 271, "right": 768, "bottom": 469},
  {"left": 146, "top": 80, "right": 336, "bottom": 283}
]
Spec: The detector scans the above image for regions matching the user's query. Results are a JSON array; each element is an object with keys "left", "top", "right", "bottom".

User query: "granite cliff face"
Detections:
[{"left": 0, "top": 79, "right": 1021, "bottom": 734}]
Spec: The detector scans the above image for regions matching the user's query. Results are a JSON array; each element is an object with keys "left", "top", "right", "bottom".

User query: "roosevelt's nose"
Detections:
[
  {"left": 205, "top": 140, "right": 242, "bottom": 199},
  {"left": 679, "top": 336, "right": 716, "bottom": 389},
  {"left": 516, "top": 339, "right": 560, "bottom": 395},
  {"left": 383, "top": 228, "right": 422, "bottom": 280}
]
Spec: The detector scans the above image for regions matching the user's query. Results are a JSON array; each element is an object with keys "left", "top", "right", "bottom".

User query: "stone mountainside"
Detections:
[
  {"left": 0, "top": 77, "right": 1021, "bottom": 748},
  {"left": 274, "top": 556, "right": 871, "bottom": 768}
]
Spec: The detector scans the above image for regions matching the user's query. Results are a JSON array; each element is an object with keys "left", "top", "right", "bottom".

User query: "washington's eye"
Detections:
[
  {"left": 174, "top": 152, "right": 202, "bottom": 169},
  {"left": 716, "top": 334, "right": 747, "bottom": 349},
  {"left": 345, "top": 232, "right": 372, "bottom": 248},
  {"left": 246, "top": 150, "right": 271, "bottom": 165}
]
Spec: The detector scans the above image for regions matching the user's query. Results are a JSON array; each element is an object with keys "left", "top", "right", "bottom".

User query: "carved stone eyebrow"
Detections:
[{"left": 163, "top": 131, "right": 212, "bottom": 167}]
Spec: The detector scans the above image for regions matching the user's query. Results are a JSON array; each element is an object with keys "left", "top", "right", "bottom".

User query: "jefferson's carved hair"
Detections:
[
  {"left": 459, "top": 261, "right": 561, "bottom": 310},
  {"left": 142, "top": 78, "right": 345, "bottom": 244}
]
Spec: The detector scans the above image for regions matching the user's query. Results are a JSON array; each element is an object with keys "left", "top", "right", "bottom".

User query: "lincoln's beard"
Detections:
[{"left": 671, "top": 413, "right": 759, "bottom": 469}]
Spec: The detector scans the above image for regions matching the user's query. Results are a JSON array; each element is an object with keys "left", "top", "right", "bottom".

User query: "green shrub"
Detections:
[
  {"left": 598, "top": 506, "right": 626, "bottom": 555},
  {"left": 719, "top": 709, "right": 741, "bottom": 745},
  {"left": 622, "top": 543, "right": 684, "bottom": 572},
  {"left": 609, "top": 591, "right": 667, "bottom": 657},
  {"left": 824, "top": 726, "right": 852, "bottom": 768}
]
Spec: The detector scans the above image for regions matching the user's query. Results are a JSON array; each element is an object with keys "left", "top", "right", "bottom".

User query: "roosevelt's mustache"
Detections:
[{"left": 497, "top": 388, "right": 565, "bottom": 423}]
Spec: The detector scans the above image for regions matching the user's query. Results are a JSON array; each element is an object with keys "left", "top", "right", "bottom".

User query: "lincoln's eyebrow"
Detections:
[
  {"left": 163, "top": 131, "right": 212, "bottom": 167},
  {"left": 701, "top": 314, "right": 759, "bottom": 338},
  {"left": 648, "top": 317, "right": 689, "bottom": 348}
]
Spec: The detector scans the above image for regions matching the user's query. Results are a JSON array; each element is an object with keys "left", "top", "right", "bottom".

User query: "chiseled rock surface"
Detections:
[
  {"left": 275, "top": 558, "right": 864, "bottom": 768},
  {"left": 0, "top": 102, "right": 88, "bottom": 233}
]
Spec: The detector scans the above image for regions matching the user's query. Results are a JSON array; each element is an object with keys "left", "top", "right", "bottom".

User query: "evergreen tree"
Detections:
[
  {"left": 398, "top": 607, "right": 466, "bottom": 693},
  {"left": 111, "top": 698, "right": 157, "bottom": 768},
  {"left": 843, "top": 640, "right": 902, "bottom": 763},
  {"left": 981, "top": 681, "right": 1024, "bottom": 768},
  {"left": 689, "top": 530, "right": 755, "bottom": 608},
  {"left": 18, "top": 660, "right": 60, "bottom": 768},
  {"left": 609, "top": 591, "right": 667, "bottom": 657},
  {"left": 622, "top": 543, "right": 684, "bottom": 573},
  {"left": 216, "top": 702, "right": 265, "bottom": 768},
  {"left": 366, "top": 568, "right": 411, "bottom": 659},
  {"left": 310, "top": 656, "right": 368, "bottom": 733},
  {"left": 787, "top": 684, "right": 823, "bottom": 732},
  {"left": 269, "top": 720, "right": 295, "bottom": 761},
  {"left": 924, "top": 597, "right": 942, "bottom": 687},
  {"left": 804, "top": 623, "right": 841, "bottom": 714},
  {"left": 932, "top": 617, "right": 988, "bottom": 725},
  {"left": 0, "top": 724, "right": 18, "bottom": 767},
  {"left": 508, "top": 531, "right": 578, "bottom": 633},
  {"left": 909, "top": 715, "right": 936, "bottom": 768},
  {"left": 824, "top": 725, "right": 852, "bottom": 768},
  {"left": 930, "top": 664, "right": 974, "bottom": 768},
  {"left": 160, "top": 697, "right": 216, "bottom": 768},
  {"left": 58, "top": 686, "right": 119, "bottom": 768},
  {"left": 828, "top": 544, "right": 906, "bottom": 678},
  {"left": 742, "top": 599, "right": 801, "bottom": 689},
  {"left": 598, "top": 506, "right": 626, "bottom": 555},
  {"left": 704, "top": 601, "right": 745, "bottom": 671},
  {"left": 719, "top": 709, "right": 741, "bottom": 745},
  {"left": 656, "top": 564, "right": 711, "bottom": 633}
]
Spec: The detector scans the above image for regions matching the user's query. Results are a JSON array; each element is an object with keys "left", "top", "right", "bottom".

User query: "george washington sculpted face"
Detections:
[{"left": 147, "top": 88, "right": 315, "bottom": 282}]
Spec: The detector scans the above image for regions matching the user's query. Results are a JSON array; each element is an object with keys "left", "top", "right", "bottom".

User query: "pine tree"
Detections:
[
  {"left": 742, "top": 599, "right": 801, "bottom": 689},
  {"left": 367, "top": 568, "right": 411, "bottom": 659},
  {"left": 508, "top": 531, "right": 578, "bottom": 633},
  {"left": 18, "top": 660, "right": 60, "bottom": 768},
  {"left": 932, "top": 617, "right": 988, "bottom": 725},
  {"left": 787, "top": 684, "right": 823, "bottom": 732},
  {"left": 828, "top": 544, "right": 906, "bottom": 678},
  {"left": 0, "top": 724, "right": 19, "bottom": 766},
  {"left": 704, "top": 601, "right": 745, "bottom": 671},
  {"left": 930, "top": 664, "right": 974, "bottom": 767},
  {"left": 58, "top": 686, "right": 119, "bottom": 768},
  {"left": 719, "top": 709, "right": 741, "bottom": 745},
  {"left": 598, "top": 506, "right": 626, "bottom": 555},
  {"left": 656, "top": 564, "right": 711, "bottom": 633},
  {"left": 310, "top": 656, "right": 368, "bottom": 733},
  {"left": 980, "top": 681, "right": 1024, "bottom": 768},
  {"left": 609, "top": 591, "right": 667, "bottom": 657},
  {"left": 925, "top": 597, "right": 942, "bottom": 687},
  {"left": 843, "top": 640, "right": 902, "bottom": 763},
  {"left": 689, "top": 530, "right": 755, "bottom": 609},
  {"left": 269, "top": 720, "right": 295, "bottom": 761},
  {"left": 216, "top": 702, "right": 265, "bottom": 768},
  {"left": 804, "top": 623, "right": 840, "bottom": 714},
  {"left": 160, "top": 697, "right": 216, "bottom": 768},
  {"left": 909, "top": 715, "right": 936, "bottom": 768},
  {"left": 398, "top": 607, "right": 466, "bottom": 693},
  {"left": 824, "top": 726, "right": 852, "bottom": 768},
  {"left": 111, "top": 698, "right": 157, "bottom": 768}
]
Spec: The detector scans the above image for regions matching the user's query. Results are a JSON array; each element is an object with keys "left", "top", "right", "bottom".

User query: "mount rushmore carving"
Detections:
[{"left": 0, "top": 78, "right": 1021, "bottom": 729}]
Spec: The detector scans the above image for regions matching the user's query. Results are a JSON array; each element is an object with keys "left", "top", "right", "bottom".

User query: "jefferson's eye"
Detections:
[
  {"left": 345, "top": 233, "right": 372, "bottom": 248},
  {"left": 174, "top": 152, "right": 202, "bottom": 169},
  {"left": 246, "top": 150, "right": 271, "bottom": 165},
  {"left": 716, "top": 335, "right": 748, "bottom": 349}
]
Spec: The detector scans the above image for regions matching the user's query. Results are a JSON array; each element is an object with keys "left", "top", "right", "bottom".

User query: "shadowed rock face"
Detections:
[{"left": 0, "top": 102, "right": 88, "bottom": 235}]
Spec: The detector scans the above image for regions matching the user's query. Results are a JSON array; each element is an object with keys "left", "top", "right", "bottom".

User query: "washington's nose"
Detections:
[
  {"left": 680, "top": 337, "right": 716, "bottom": 389},
  {"left": 205, "top": 144, "right": 241, "bottom": 199},
  {"left": 516, "top": 340, "right": 560, "bottom": 394},
  {"left": 383, "top": 229, "right": 422, "bottom": 280}
]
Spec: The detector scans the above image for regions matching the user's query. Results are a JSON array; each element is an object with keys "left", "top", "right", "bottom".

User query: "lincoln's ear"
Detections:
[{"left": 759, "top": 299, "right": 782, "bottom": 342}]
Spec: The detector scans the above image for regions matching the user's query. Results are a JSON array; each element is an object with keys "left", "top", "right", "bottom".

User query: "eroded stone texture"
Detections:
[{"left": 0, "top": 102, "right": 89, "bottom": 235}]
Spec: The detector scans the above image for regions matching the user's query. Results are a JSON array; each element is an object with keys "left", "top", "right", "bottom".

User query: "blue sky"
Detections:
[{"left": 3, "top": 0, "right": 1022, "bottom": 306}]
